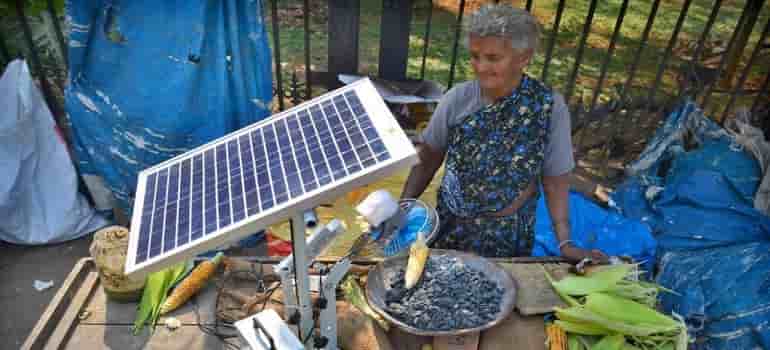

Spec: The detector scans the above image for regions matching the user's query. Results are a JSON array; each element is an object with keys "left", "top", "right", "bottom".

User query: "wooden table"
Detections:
[{"left": 22, "top": 257, "right": 569, "bottom": 350}]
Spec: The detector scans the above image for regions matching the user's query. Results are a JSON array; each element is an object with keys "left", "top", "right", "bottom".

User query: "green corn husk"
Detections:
[
  {"left": 568, "top": 334, "right": 585, "bottom": 350},
  {"left": 555, "top": 306, "right": 679, "bottom": 337},
  {"left": 608, "top": 280, "right": 659, "bottom": 307},
  {"left": 584, "top": 293, "right": 680, "bottom": 329},
  {"left": 547, "top": 263, "right": 688, "bottom": 350},
  {"left": 555, "top": 320, "right": 612, "bottom": 336},
  {"left": 592, "top": 334, "right": 626, "bottom": 350},
  {"left": 550, "top": 264, "right": 633, "bottom": 296},
  {"left": 133, "top": 261, "right": 192, "bottom": 335},
  {"left": 341, "top": 276, "right": 390, "bottom": 331},
  {"left": 544, "top": 267, "right": 581, "bottom": 307}
]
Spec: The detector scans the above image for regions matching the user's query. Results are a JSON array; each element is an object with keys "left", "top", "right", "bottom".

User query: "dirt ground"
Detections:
[{"left": 0, "top": 235, "right": 93, "bottom": 347}]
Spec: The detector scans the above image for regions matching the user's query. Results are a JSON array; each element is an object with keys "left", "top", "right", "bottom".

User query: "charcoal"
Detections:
[{"left": 384, "top": 255, "right": 505, "bottom": 331}]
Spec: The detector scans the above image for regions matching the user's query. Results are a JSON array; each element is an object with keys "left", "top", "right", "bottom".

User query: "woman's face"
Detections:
[{"left": 469, "top": 34, "right": 530, "bottom": 94}]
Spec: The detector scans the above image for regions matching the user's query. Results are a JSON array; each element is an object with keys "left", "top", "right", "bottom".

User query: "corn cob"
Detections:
[
  {"left": 133, "top": 261, "right": 191, "bottom": 335},
  {"left": 547, "top": 323, "right": 568, "bottom": 350},
  {"left": 160, "top": 252, "right": 223, "bottom": 315},
  {"left": 405, "top": 232, "right": 430, "bottom": 289},
  {"left": 341, "top": 275, "right": 390, "bottom": 331}
]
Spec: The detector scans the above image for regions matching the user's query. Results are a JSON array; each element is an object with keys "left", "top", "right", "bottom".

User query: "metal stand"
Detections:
[
  {"left": 272, "top": 216, "right": 349, "bottom": 350},
  {"left": 288, "top": 214, "right": 314, "bottom": 348}
]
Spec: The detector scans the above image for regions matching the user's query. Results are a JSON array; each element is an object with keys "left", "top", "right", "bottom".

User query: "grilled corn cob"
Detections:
[
  {"left": 159, "top": 252, "right": 223, "bottom": 315},
  {"left": 405, "top": 232, "right": 429, "bottom": 289}
]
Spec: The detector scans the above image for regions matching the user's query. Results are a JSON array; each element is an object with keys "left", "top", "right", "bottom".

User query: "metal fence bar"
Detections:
[
  {"left": 46, "top": 0, "right": 68, "bottom": 67},
  {"left": 722, "top": 17, "right": 770, "bottom": 123},
  {"left": 647, "top": 0, "right": 693, "bottom": 105},
  {"left": 751, "top": 71, "right": 770, "bottom": 114},
  {"left": 420, "top": 0, "right": 434, "bottom": 80},
  {"left": 701, "top": 0, "right": 754, "bottom": 110},
  {"left": 589, "top": 0, "right": 628, "bottom": 114},
  {"left": 619, "top": 0, "right": 660, "bottom": 106},
  {"left": 0, "top": 30, "right": 11, "bottom": 63},
  {"left": 564, "top": 0, "right": 599, "bottom": 104},
  {"left": 447, "top": 0, "right": 466, "bottom": 89},
  {"left": 270, "top": 0, "right": 285, "bottom": 111},
  {"left": 541, "top": 0, "right": 566, "bottom": 84},
  {"left": 610, "top": 0, "right": 661, "bottom": 149},
  {"left": 526, "top": 0, "right": 533, "bottom": 12},
  {"left": 303, "top": 0, "right": 311, "bottom": 100},
  {"left": 15, "top": 0, "right": 59, "bottom": 118},
  {"left": 681, "top": 0, "right": 722, "bottom": 98}
]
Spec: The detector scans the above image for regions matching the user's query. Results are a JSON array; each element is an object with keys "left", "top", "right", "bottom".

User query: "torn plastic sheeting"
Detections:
[
  {"left": 656, "top": 241, "right": 770, "bottom": 349},
  {"left": 610, "top": 103, "right": 768, "bottom": 252},
  {"left": 725, "top": 113, "right": 770, "bottom": 216},
  {"left": 532, "top": 190, "right": 657, "bottom": 270},
  {"left": 66, "top": 0, "right": 274, "bottom": 214},
  {"left": 612, "top": 100, "right": 770, "bottom": 349},
  {"left": 0, "top": 60, "right": 108, "bottom": 245}
]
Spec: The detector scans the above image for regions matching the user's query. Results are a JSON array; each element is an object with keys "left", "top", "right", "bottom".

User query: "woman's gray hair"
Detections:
[{"left": 466, "top": 4, "right": 541, "bottom": 53}]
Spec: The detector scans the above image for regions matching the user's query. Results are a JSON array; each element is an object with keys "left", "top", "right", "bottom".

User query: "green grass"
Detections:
[{"left": 267, "top": 0, "right": 769, "bottom": 116}]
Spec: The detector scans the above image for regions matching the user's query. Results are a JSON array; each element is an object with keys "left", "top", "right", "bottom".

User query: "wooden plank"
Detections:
[
  {"left": 478, "top": 312, "right": 546, "bottom": 350},
  {"left": 78, "top": 280, "right": 220, "bottom": 326},
  {"left": 328, "top": 0, "right": 360, "bottom": 89},
  {"left": 378, "top": 0, "right": 413, "bottom": 81},
  {"left": 499, "top": 263, "right": 570, "bottom": 316},
  {"left": 22, "top": 258, "right": 94, "bottom": 350},
  {"left": 45, "top": 272, "right": 99, "bottom": 350},
  {"left": 387, "top": 326, "right": 432, "bottom": 350},
  {"left": 64, "top": 325, "right": 226, "bottom": 350}
]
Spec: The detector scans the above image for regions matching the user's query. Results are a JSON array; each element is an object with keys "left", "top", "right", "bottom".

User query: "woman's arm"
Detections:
[
  {"left": 401, "top": 143, "right": 445, "bottom": 199},
  {"left": 543, "top": 173, "right": 608, "bottom": 263}
]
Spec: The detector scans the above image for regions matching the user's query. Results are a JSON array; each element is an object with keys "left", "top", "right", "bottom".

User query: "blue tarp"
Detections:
[
  {"left": 610, "top": 101, "right": 770, "bottom": 349},
  {"left": 532, "top": 191, "right": 658, "bottom": 271},
  {"left": 66, "top": 0, "right": 273, "bottom": 214}
]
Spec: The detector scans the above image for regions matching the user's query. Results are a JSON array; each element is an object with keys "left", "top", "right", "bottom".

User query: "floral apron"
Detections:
[{"left": 434, "top": 75, "right": 553, "bottom": 257}]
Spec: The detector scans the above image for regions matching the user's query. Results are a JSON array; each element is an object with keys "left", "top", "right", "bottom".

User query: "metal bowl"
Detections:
[{"left": 365, "top": 249, "right": 517, "bottom": 336}]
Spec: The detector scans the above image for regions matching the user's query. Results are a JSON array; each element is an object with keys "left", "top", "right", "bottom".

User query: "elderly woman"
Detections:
[{"left": 401, "top": 4, "right": 607, "bottom": 262}]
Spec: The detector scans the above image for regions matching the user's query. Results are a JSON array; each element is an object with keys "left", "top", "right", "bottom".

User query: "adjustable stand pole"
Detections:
[{"left": 288, "top": 213, "right": 314, "bottom": 348}]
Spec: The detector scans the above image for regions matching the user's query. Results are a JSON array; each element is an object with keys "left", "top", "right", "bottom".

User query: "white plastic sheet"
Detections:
[{"left": 0, "top": 60, "right": 108, "bottom": 244}]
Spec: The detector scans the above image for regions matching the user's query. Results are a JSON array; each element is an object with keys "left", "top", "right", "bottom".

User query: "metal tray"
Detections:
[{"left": 366, "top": 249, "right": 517, "bottom": 337}]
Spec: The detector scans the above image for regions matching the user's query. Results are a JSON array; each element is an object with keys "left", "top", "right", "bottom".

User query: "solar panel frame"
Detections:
[{"left": 126, "top": 78, "right": 418, "bottom": 278}]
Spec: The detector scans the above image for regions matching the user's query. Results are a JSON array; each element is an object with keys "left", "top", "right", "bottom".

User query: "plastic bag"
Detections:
[{"left": 0, "top": 60, "right": 107, "bottom": 244}]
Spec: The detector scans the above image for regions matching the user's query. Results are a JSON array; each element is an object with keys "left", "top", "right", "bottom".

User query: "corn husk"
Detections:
[
  {"left": 547, "top": 264, "right": 688, "bottom": 350},
  {"left": 341, "top": 276, "right": 390, "bottom": 331}
]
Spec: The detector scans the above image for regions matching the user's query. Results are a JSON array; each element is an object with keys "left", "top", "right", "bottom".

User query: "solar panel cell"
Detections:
[
  {"left": 227, "top": 140, "right": 246, "bottom": 222},
  {"left": 136, "top": 172, "right": 157, "bottom": 263},
  {"left": 215, "top": 144, "right": 232, "bottom": 229},
  {"left": 203, "top": 149, "right": 218, "bottom": 234},
  {"left": 190, "top": 154, "right": 204, "bottom": 241},
  {"left": 177, "top": 159, "right": 192, "bottom": 246},
  {"left": 239, "top": 135, "right": 260, "bottom": 217},
  {"left": 163, "top": 163, "right": 180, "bottom": 253}
]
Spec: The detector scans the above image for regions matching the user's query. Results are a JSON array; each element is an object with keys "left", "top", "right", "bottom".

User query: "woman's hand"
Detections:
[{"left": 560, "top": 244, "right": 609, "bottom": 264}]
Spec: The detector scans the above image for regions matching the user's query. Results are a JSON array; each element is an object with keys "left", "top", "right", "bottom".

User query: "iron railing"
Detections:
[{"left": 2, "top": 0, "right": 768, "bottom": 143}]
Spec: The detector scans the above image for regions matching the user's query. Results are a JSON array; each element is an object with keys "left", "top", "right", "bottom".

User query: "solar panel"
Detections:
[{"left": 125, "top": 78, "right": 418, "bottom": 277}]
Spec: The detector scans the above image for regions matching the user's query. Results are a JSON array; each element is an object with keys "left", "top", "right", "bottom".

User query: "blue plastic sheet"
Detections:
[
  {"left": 66, "top": 0, "right": 273, "bottom": 214},
  {"left": 532, "top": 191, "right": 657, "bottom": 270},
  {"left": 610, "top": 101, "right": 770, "bottom": 349}
]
